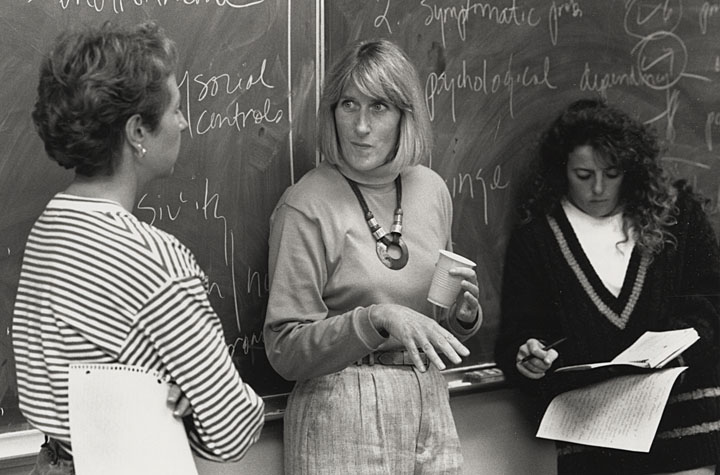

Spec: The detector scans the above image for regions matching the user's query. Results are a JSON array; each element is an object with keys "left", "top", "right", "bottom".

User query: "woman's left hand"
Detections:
[{"left": 451, "top": 266, "right": 482, "bottom": 326}]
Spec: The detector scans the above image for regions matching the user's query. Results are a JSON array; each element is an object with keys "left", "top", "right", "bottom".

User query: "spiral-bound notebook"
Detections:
[{"left": 68, "top": 363, "right": 198, "bottom": 475}]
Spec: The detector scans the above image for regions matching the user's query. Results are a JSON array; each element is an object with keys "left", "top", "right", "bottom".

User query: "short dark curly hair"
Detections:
[
  {"left": 32, "top": 21, "right": 178, "bottom": 177},
  {"left": 521, "top": 98, "right": 678, "bottom": 255}
]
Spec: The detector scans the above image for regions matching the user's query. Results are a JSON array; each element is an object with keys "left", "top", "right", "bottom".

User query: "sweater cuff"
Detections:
[
  {"left": 354, "top": 305, "right": 388, "bottom": 349},
  {"left": 448, "top": 306, "right": 480, "bottom": 336}
]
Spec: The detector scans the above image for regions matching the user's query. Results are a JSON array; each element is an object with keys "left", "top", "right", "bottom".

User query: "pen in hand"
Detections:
[{"left": 520, "top": 337, "right": 568, "bottom": 363}]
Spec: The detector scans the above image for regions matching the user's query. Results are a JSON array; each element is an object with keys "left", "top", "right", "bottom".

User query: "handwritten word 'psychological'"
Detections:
[
  {"left": 51, "top": 0, "right": 265, "bottom": 14},
  {"left": 426, "top": 56, "right": 556, "bottom": 121}
]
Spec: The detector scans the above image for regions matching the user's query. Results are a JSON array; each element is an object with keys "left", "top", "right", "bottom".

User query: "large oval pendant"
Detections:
[{"left": 376, "top": 236, "right": 409, "bottom": 270}]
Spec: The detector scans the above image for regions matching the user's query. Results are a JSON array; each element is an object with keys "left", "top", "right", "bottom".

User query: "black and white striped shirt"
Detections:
[{"left": 12, "top": 194, "right": 264, "bottom": 462}]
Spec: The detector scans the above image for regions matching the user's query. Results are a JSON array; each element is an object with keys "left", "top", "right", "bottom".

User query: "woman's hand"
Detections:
[
  {"left": 450, "top": 266, "right": 482, "bottom": 326},
  {"left": 371, "top": 304, "right": 470, "bottom": 372},
  {"left": 515, "top": 338, "right": 559, "bottom": 379},
  {"left": 167, "top": 383, "right": 192, "bottom": 419}
]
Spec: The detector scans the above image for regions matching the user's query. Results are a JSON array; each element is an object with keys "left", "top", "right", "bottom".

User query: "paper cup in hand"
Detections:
[{"left": 427, "top": 250, "right": 476, "bottom": 308}]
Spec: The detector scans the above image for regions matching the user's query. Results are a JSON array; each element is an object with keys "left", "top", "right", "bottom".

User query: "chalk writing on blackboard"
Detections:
[
  {"left": 548, "top": 1, "right": 583, "bottom": 45},
  {"left": 374, "top": 0, "right": 393, "bottom": 34},
  {"left": 700, "top": 4, "right": 720, "bottom": 34},
  {"left": 705, "top": 112, "right": 720, "bottom": 151},
  {"left": 178, "top": 64, "right": 284, "bottom": 136},
  {"left": 1, "top": 0, "right": 317, "bottom": 438},
  {"left": 426, "top": 57, "right": 556, "bottom": 121},
  {"left": 228, "top": 332, "right": 264, "bottom": 359},
  {"left": 420, "top": 1, "right": 542, "bottom": 47},
  {"left": 247, "top": 268, "right": 269, "bottom": 297},
  {"left": 45, "top": 0, "right": 266, "bottom": 14},
  {"left": 326, "top": 0, "right": 720, "bottom": 379},
  {"left": 446, "top": 165, "right": 510, "bottom": 225}
]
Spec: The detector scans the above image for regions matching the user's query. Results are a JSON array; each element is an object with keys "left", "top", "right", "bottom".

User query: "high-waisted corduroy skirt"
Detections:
[{"left": 283, "top": 363, "right": 462, "bottom": 474}]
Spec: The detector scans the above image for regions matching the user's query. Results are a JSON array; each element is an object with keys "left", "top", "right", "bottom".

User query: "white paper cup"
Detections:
[{"left": 427, "top": 250, "right": 476, "bottom": 308}]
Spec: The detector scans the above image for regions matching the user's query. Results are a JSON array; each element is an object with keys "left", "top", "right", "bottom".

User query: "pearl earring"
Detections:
[{"left": 137, "top": 144, "right": 147, "bottom": 157}]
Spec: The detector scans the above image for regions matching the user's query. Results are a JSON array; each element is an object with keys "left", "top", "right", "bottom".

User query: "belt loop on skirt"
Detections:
[{"left": 356, "top": 351, "right": 375, "bottom": 366}]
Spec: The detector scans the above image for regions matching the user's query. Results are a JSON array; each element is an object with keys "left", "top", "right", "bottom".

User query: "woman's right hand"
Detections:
[
  {"left": 370, "top": 304, "right": 470, "bottom": 372},
  {"left": 515, "top": 338, "right": 559, "bottom": 379}
]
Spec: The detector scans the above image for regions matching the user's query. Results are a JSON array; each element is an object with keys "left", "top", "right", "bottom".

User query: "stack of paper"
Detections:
[{"left": 536, "top": 328, "right": 699, "bottom": 452}]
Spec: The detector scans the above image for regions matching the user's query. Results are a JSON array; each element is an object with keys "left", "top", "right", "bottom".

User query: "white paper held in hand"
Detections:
[
  {"left": 537, "top": 367, "right": 687, "bottom": 452},
  {"left": 68, "top": 363, "right": 198, "bottom": 475},
  {"left": 553, "top": 328, "right": 699, "bottom": 373}
]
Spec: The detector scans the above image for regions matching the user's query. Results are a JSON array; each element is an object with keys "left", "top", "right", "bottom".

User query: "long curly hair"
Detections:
[
  {"left": 521, "top": 98, "right": 678, "bottom": 255},
  {"left": 31, "top": 21, "right": 178, "bottom": 177}
]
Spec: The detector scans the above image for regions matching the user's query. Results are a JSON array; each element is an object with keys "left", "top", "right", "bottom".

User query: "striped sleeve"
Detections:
[{"left": 135, "top": 276, "right": 264, "bottom": 462}]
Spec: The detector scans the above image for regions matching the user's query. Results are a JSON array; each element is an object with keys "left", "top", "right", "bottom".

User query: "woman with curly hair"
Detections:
[{"left": 495, "top": 98, "right": 720, "bottom": 474}]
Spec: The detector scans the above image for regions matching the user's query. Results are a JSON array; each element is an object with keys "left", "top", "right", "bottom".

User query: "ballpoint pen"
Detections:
[{"left": 520, "top": 337, "right": 568, "bottom": 363}]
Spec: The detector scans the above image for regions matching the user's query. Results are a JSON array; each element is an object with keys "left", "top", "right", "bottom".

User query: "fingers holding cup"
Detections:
[{"left": 427, "top": 250, "right": 476, "bottom": 309}]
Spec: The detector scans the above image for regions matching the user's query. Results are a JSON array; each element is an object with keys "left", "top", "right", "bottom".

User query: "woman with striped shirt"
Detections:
[{"left": 13, "top": 21, "right": 264, "bottom": 473}]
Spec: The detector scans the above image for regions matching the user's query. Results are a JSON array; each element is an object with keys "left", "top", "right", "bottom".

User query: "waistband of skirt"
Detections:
[{"left": 356, "top": 350, "right": 428, "bottom": 366}]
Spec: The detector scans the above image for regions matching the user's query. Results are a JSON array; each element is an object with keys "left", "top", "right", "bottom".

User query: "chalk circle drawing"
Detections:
[
  {"left": 624, "top": 0, "right": 682, "bottom": 38},
  {"left": 632, "top": 30, "right": 688, "bottom": 90}
]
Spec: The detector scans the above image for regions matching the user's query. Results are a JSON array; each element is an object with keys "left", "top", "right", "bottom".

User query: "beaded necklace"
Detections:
[{"left": 344, "top": 175, "right": 408, "bottom": 270}]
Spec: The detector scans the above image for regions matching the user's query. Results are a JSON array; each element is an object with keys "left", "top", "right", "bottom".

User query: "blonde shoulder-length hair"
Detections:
[{"left": 318, "top": 38, "right": 433, "bottom": 169}]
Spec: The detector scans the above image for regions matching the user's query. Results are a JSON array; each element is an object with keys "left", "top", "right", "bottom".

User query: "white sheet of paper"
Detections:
[
  {"left": 612, "top": 328, "right": 699, "bottom": 368},
  {"left": 536, "top": 367, "right": 687, "bottom": 452},
  {"left": 68, "top": 363, "right": 198, "bottom": 475}
]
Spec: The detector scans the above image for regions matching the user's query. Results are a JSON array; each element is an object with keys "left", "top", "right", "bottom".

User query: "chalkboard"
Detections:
[
  {"left": 326, "top": 0, "right": 720, "bottom": 373},
  {"left": 0, "top": 0, "right": 317, "bottom": 434},
  {"left": 4, "top": 0, "right": 720, "bottom": 441}
]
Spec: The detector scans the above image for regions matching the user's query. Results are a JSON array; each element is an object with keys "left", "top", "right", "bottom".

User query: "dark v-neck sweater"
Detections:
[{"left": 496, "top": 188, "right": 720, "bottom": 474}]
